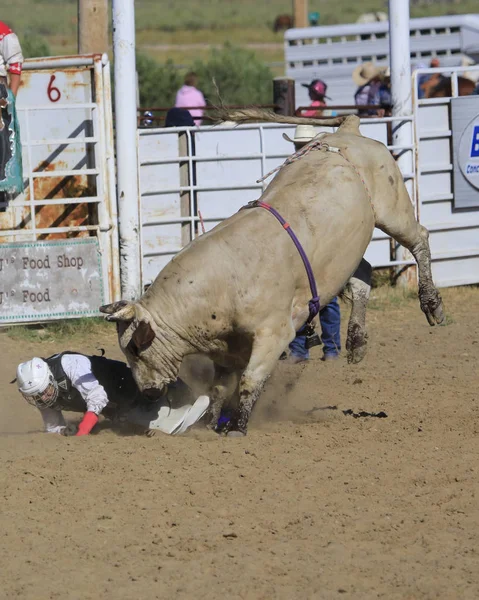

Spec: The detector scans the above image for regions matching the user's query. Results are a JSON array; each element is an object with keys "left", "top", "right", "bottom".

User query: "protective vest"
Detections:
[{"left": 44, "top": 352, "right": 141, "bottom": 417}]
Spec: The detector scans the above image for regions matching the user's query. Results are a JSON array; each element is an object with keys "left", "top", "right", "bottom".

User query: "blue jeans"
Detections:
[{"left": 289, "top": 297, "right": 341, "bottom": 359}]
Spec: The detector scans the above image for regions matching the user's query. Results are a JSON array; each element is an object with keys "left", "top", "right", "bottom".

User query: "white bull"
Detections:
[{"left": 101, "top": 111, "right": 444, "bottom": 435}]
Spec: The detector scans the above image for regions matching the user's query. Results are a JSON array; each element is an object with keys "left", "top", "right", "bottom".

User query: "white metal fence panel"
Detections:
[
  {"left": 138, "top": 119, "right": 415, "bottom": 290},
  {"left": 285, "top": 14, "right": 479, "bottom": 108},
  {"left": 0, "top": 55, "right": 119, "bottom": 323},
  {"left": 413, "top": 64, "right": 479, "bottom": 288}
]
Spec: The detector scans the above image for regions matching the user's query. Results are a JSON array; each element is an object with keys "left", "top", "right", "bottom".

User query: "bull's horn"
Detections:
[{"left": 99, "top": 301, "right": 136, "bottom": 322}]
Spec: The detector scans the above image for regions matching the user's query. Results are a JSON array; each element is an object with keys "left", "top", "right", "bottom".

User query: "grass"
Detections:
[
  {"left": 146, "top": 45, "right": 284, "bottom": 76},
  {"left": 369, "top": 285, "right": 418, "bottom": 311},
  {"left": 5, "top": 0, "right": 479, "bottom": 70},
  {"left": 2, "top": 284, "right": 476, "bottom": 346},
  {"left": 367, "top": 283, "right": 478, "bottom": 326},
  {"left": 4, "top": 317, "right": 114, "bottom": 343}
]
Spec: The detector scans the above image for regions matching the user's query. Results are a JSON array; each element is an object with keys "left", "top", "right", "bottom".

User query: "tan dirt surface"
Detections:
[{"left": 0, "top": 287, "right": 478, "bottom": 600}]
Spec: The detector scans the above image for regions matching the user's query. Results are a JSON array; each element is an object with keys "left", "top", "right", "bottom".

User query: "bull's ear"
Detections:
[
  {"left": 99, "top": 301, "right": 136, "bottom": 322},
  {"left": 131, "top": 321, "right": 156, "bottom": 351}
]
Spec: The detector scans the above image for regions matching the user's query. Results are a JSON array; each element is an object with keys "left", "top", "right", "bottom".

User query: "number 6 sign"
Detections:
[{"left": 47, "top": 74, "right": 61, "bottom": 102}]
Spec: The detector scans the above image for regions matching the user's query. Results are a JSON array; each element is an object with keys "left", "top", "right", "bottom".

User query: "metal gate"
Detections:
[
  {"left": 285, "top": 13, "right": 479, "bottom": 108},
  {"left": 0, "top": 55, "right": 120, "bottom": 323},
  {"left": 137, "top": 118, "right": 416, "bottom": 290},
  {"left": 413, "top": 64, "right": 479, "bottom": 287}
]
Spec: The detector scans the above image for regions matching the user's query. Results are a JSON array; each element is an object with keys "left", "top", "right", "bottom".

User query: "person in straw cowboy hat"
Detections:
[
  {"left": 352, "top": 61, "right": 388, "bottom": 117},
  {"left": 280, "top": 124, "right": 342, "bottom": 364}
]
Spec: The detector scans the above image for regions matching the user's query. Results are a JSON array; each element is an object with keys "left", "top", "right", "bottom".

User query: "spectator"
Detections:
[
  {"left": 175, "top": 72, "right": 206, "bottom": 125},
  {"left": 301, "top": 79, "right": 337, "bottom": 117},
  {"left": 352, "top": 61, "right": 388, "bottom": 117},
  {"left": 418, "top": 57, "right": 442, "bottom": 98},
  {"left": 378, "top": 67, "right": 392, "bottom": 116},
  {"left": 0, "top": 20, "right": 23, "bottom": 197},
  {"left": 414, "top": 62, "right": 428, "bottom": 99},
  {"left": 165, "top": 107, "right": 195, "bottom": 128}
]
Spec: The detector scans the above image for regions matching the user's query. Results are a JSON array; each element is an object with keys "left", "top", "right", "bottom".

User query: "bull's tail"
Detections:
[{"left": 216, "top": 107, "right": 347, "bottom": 128}]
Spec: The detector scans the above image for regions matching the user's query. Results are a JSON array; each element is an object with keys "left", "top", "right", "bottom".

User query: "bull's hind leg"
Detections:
[
  {"left": 376, "top": 189, "right": 444, "bottom": 325},
  {"left": 343, "top": 259, "right": 372, "bottom": 364},
  {"left": 229, "top": 320, "right": 296, "bottom": 436}
]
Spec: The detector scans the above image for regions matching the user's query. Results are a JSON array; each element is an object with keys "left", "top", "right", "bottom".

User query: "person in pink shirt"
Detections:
[
  {"left": 175, "top": 72, "right": 206, "bottom": 125},
  {"left": 301, "top": 79, "right": 331, "bottom": 117}
]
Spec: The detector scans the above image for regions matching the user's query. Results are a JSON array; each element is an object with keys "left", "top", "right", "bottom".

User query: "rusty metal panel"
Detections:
[
  {"left": 0, "top": 65, "right": 98, "bottom": 243},
  {"left": 0, "top": 238, "right": 104, "bottom": 323},
  {"left": 0, "top": 56, "right": 117, "bottom": 322}
]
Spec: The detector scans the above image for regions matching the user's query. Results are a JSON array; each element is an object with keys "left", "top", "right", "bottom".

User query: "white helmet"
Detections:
[{"left": 16, "top": 357, "right": 58, "bottom": 409}]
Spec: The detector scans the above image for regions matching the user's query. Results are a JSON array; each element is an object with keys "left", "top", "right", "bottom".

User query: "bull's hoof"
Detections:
[
  {"left": 347, "top": 343, "right": 368, "bottom": 364},
  {"left": 226, "top": 430, "right": 246, "bottom": 438},
  {"left": 419, "top": 287, "right": 444, "bottom": 326},
  {"left": 423, "top": 299, "right": 445, "bottom": 326}
]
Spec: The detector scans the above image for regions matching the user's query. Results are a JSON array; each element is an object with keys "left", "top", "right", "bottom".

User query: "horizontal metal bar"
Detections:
[
  {"left": 360, "top": 116, "right": 414, "bottom": 123},
  {"left": 23, "top": 55, "right": 97, "bottom": 70},
  {"left": 31, "top": 169, "right": 99, "bottom": 178},
  {"left": 142, "top": 216, "right": 223, "bottom": 226},
  {"left": 139, "top": 123, "right": 294, "bottom": 135},
  {"left": 387, "top": 145, "right": 415, "bottom": 151},
  {"left": 32, "top": 197, "right": 102, "bottom": 206},
  {"left": 17, "top": 103, "right": 97, "bottom": 111},
  {"left": 142, "top": 249, "right": 181, "bottom": 258},
  {"left": 421, "top": 193, "right": 454, "bottom": 203},
  {"left": 138, "top": 117, "right": 404, "bottom": 137},
  {"left": 419, "top": 164, "right": 452, "bottom": 174},
  {"left": 432, "top": 249, "right": 479, "bottom": 261},
  {"left": 0, "top": 226, "right": 99, "bottom": 237},
  {"left": 0, "top": 197, "right": 102, "bottom": 208},
  {"left": 140, "top": 145, "right": 415, "bottom": 168},
  {"left": 25, "top": 137, "right": 99, "bottom": 146},
  {"left": 370, "top": 260, "right": 416, "bottom": 267},
  {"left": 426, "top": 221, "right": 479, "bottom": 233},
  {"left": 417, "top": 98, "right": 450, "bottom": 106},
  {"left": 141, "top": 183, "right": 262, "bottom": 196},
  {"left": 140, "top": 154, "right": 265, "bottom": 166},
  {"left": 419, "top": 130, "right": 451, "bottom": 140}
]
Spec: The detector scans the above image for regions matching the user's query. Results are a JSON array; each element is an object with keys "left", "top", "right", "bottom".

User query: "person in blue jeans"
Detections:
[
  {"left": 288, "top": 297, "right": 341, "bottom": 363},
  {"left": 281, "top": 125, "right": 343, "bottom": 363}
]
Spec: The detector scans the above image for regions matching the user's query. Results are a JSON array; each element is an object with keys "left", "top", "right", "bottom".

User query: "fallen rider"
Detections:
[{"left": 15, "top": 352, "right": 208, "bottom": 436}]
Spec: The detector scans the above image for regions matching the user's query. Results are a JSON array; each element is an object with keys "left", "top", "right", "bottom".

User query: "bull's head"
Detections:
[{"left": 100, "top": 300, "right": 176, "bottom": 397}]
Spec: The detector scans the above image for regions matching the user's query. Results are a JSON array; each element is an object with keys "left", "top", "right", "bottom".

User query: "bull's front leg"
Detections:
[
  {"left": 206, "top": 365, "right": 239, "bottom": 430},
  {"left": 228, "top": 322, "right": 296, "bottom": 437}
]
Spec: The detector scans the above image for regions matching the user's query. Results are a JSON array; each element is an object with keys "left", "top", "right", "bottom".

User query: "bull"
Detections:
[{"left": 100, "top": 110, "right": 444, "bottom": 436}]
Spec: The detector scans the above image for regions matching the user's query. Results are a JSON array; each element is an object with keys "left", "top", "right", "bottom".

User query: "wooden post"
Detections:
[
  {"left": 273, "top": 77, "right": 296, "bottom": 116},
  {"left": 178, "top": 133, "right": 192, "bottom": 247},
  {"left": 78, "top": 0, "right": 109, "bottom": 54},
  {"left": 293, "top": 0, "right": 308, "bottom": 28}
]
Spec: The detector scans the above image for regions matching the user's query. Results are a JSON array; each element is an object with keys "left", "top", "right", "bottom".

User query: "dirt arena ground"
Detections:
[{"left": 0, "top": 286, "right": 478, "bottom": 600}]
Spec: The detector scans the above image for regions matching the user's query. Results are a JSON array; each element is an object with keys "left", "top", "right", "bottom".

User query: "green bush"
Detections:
[
  {"left": 192, "top": 43, "right": 273, "bottom": 105},
  {"left": 21, "top": 33, "right": 51, "bottom": 58},
  {"left": 136, "top": 44, "right": 273, "bottom": 110},
  {"left": 136, "top": 53, "right": 182, "bottom": 107}
]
